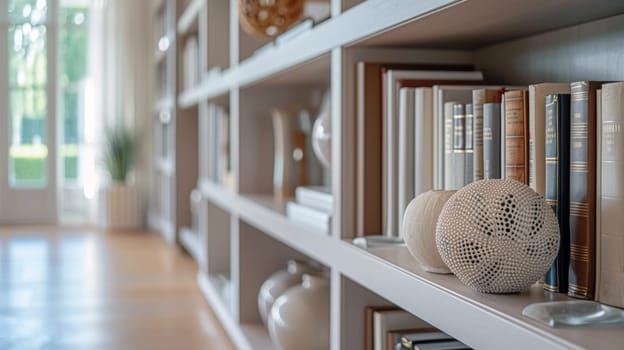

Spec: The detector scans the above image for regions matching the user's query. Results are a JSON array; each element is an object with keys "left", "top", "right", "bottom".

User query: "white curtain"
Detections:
[{"left": 85, "top": 0, "right": 152, "bottom": 224}]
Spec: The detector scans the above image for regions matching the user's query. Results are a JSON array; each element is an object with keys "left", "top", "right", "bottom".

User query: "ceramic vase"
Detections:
[
  {"left": 268, "top": 274, "right": 330, "bottom": 350},
  {"left": 257, "top": 260, "right": 316, "bottom": 325}
]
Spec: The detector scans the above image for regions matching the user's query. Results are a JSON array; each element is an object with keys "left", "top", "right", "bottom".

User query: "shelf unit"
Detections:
[
  {"left": 149, "top": 0, "right": 198, "bottom": 243},
  {"left": 155, "top": 0, "right": 624, "bottom": 349}
]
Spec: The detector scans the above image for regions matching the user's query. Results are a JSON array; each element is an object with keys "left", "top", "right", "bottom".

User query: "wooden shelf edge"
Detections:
[
  {"left": 197, "top": 273, "right": 273, "bottom": 350},
  {"left": 177, "top": 0, "right": 204, "bottom": 34}
]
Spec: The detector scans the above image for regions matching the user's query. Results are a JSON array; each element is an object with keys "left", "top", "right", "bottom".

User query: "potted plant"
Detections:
[{"left": 99, "top": 125, "right": 142, "bottom": 229}]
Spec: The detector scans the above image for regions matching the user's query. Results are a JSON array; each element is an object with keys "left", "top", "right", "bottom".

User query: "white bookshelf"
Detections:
[
  {"left": 149, "top": 0, "right": 199, "bottom": 245},
  {"left": 177, "top": 0, "right": 204, "bottom": 34},
  {"left": 162, "top": 0, "right": 624, "bottom": 349}
]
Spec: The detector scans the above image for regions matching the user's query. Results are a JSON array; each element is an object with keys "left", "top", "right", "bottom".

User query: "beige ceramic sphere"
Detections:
[
  {"left": 402, "top": 190, "right": 456, "bottom": 274},
  {"left": 436, "top": 179, "right": 560, "bottom": 293}
]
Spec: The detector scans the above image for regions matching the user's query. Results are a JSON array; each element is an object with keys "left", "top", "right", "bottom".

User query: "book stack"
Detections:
[
  {"left": 365, "top": 307, "right": 471, "bottom": 350},
  {"left": 286, "top": 186, "right": 332, "bottom": 235}
]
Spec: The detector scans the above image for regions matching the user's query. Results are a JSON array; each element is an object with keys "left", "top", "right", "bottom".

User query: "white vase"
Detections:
[
  {"left": 257, "top": 260, "right": 316, "bottom": 325},
  {"left": 268, "top": 274, "right": 330, "bottom": 350}
]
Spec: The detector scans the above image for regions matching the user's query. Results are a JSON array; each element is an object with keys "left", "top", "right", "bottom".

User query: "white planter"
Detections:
[{"left": 99, "top": 184, "right": 143, "bottom": 230}]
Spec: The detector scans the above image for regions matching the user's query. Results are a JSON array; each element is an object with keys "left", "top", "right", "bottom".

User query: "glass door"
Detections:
[{"left": 0, "top": 0, "right": 57, "bottom": 223}]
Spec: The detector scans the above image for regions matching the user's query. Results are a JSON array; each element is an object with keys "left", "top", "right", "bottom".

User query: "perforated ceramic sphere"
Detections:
[{"left": 435, "top": 179, "right": 560, "bottom": 293}]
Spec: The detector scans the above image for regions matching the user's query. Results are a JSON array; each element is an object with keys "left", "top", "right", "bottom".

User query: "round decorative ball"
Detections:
[
  {"left": 402, "top": 190, "right": 456, "bottom": 274},
  {"left": 435, "top": 179, "right": 560, "bottom": 294},
  {"left": 238, "top": 0, "right": 304, "bottom": 38}
]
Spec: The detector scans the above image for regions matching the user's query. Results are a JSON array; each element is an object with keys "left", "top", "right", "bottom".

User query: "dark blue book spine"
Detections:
[{"left": 544, "top": 93, "right": 571, "bottom": 293}]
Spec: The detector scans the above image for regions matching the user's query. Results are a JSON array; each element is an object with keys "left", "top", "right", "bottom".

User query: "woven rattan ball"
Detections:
[
  {"left": 239, "top": 0, "right": 304, "bottom": 38},
  {"left": 435, "top": 179, "right": 560, "bottom": 293}
]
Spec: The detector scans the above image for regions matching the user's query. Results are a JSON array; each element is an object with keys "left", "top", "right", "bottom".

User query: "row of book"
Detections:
[
  {"left": 534, "top": 82, "right": 624, "bottom": 307},
  {"left": 352, "top": 59, "right": 624, "bottom": 305},
  {"left": 199, "top": 103, "right": 232, "bottom": 188},
  {"left": 366, "top": 307, "right": 470, "bottom": 350}
]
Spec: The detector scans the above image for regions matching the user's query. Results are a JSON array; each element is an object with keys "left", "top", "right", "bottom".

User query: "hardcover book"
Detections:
[
  {"left": 464, "top": 103, "right": 474, "bottom": 186},
  {"left": 472, "top": 89, "right": 500, "bottom": 181},
  {"left": 444, "top": 101, "right": 457, "bottom": 191},
  {"left": 452, "top": 103, "right": 466, "bottom": 189},
  {"left": 295, "top": 186, "right": 333, "bottom": 213},
  {"left": 568, "top": 81, "right": 602, "bottom": 299},
  {"left": 369, "top": 308, "right": 431, "bottom": 350},
  {"left": 483, "top": 102, "right": 501, "bottom": 179},
  {"left": 286, "top": 201, "right": 331, "bottom": 235},
  {"left": 544, "top": 93, "right": 571, "bottom": 293},
  {"left": 598, "top": 82, "right": 624, "bottom": 308},
  {"left": 528, "top": 83, "right": 571, "bottom": 195},
  {"left": 398, "top": 88, "right": 416, "bottom": 235},
  {"left": 595, "top": 89, "right": 602, "bottom": 300},
  {"left": 387, "top": 328, "right": 441, "bottom": 350},
  {"left": 398, "top": 330, "right": 453, "bottom": 349},
  {"left": 414, "top": 88, "right": 435, "bottom": 196},
  {"left": 504, "top": 90, "right": 529, "bottom": 184}
]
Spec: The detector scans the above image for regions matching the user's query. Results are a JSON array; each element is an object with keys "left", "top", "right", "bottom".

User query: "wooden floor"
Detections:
[{"left": 0, "top": 226, "right": 235, "bottom": 350}]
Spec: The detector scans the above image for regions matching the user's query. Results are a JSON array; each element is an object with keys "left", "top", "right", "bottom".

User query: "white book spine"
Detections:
[
  {"left": 443, "top": 101, "right": 456, "bottom": 190},
  {"left": 286, "top": 202, "right": 331, "bottom": 235},
  {"left": 500, "top": 95, "right": 506, "bottom": 178},
  {"left": 595, "top": 89, "right": 602, "bottom": 300},
  {"left": 599, "top": 82, "right": 624, "bottom": 307},
  {"left": 295, "top": 187, "right": 333, "bottom": 213},
  {"left": 414, "top": 88, "right": 434, "bottom": 196},
  {"left": 398, "top": 88, "right": 416, "bottom": 236}
]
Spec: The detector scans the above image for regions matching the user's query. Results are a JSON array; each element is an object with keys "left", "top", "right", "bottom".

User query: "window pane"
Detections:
[
  {"left": 8, "top": 22, "right": 47, "bottom": 188},
  {"left": 59, "top": 1, "right": 89, "bottom": 184},
  {"left": 8, "top": 0, "right": 47, "bottom": 25}
]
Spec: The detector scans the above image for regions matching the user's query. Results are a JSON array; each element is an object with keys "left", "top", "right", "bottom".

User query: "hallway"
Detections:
[{"left": 0, "top": 226, "right": 234, "bottom": 349}]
